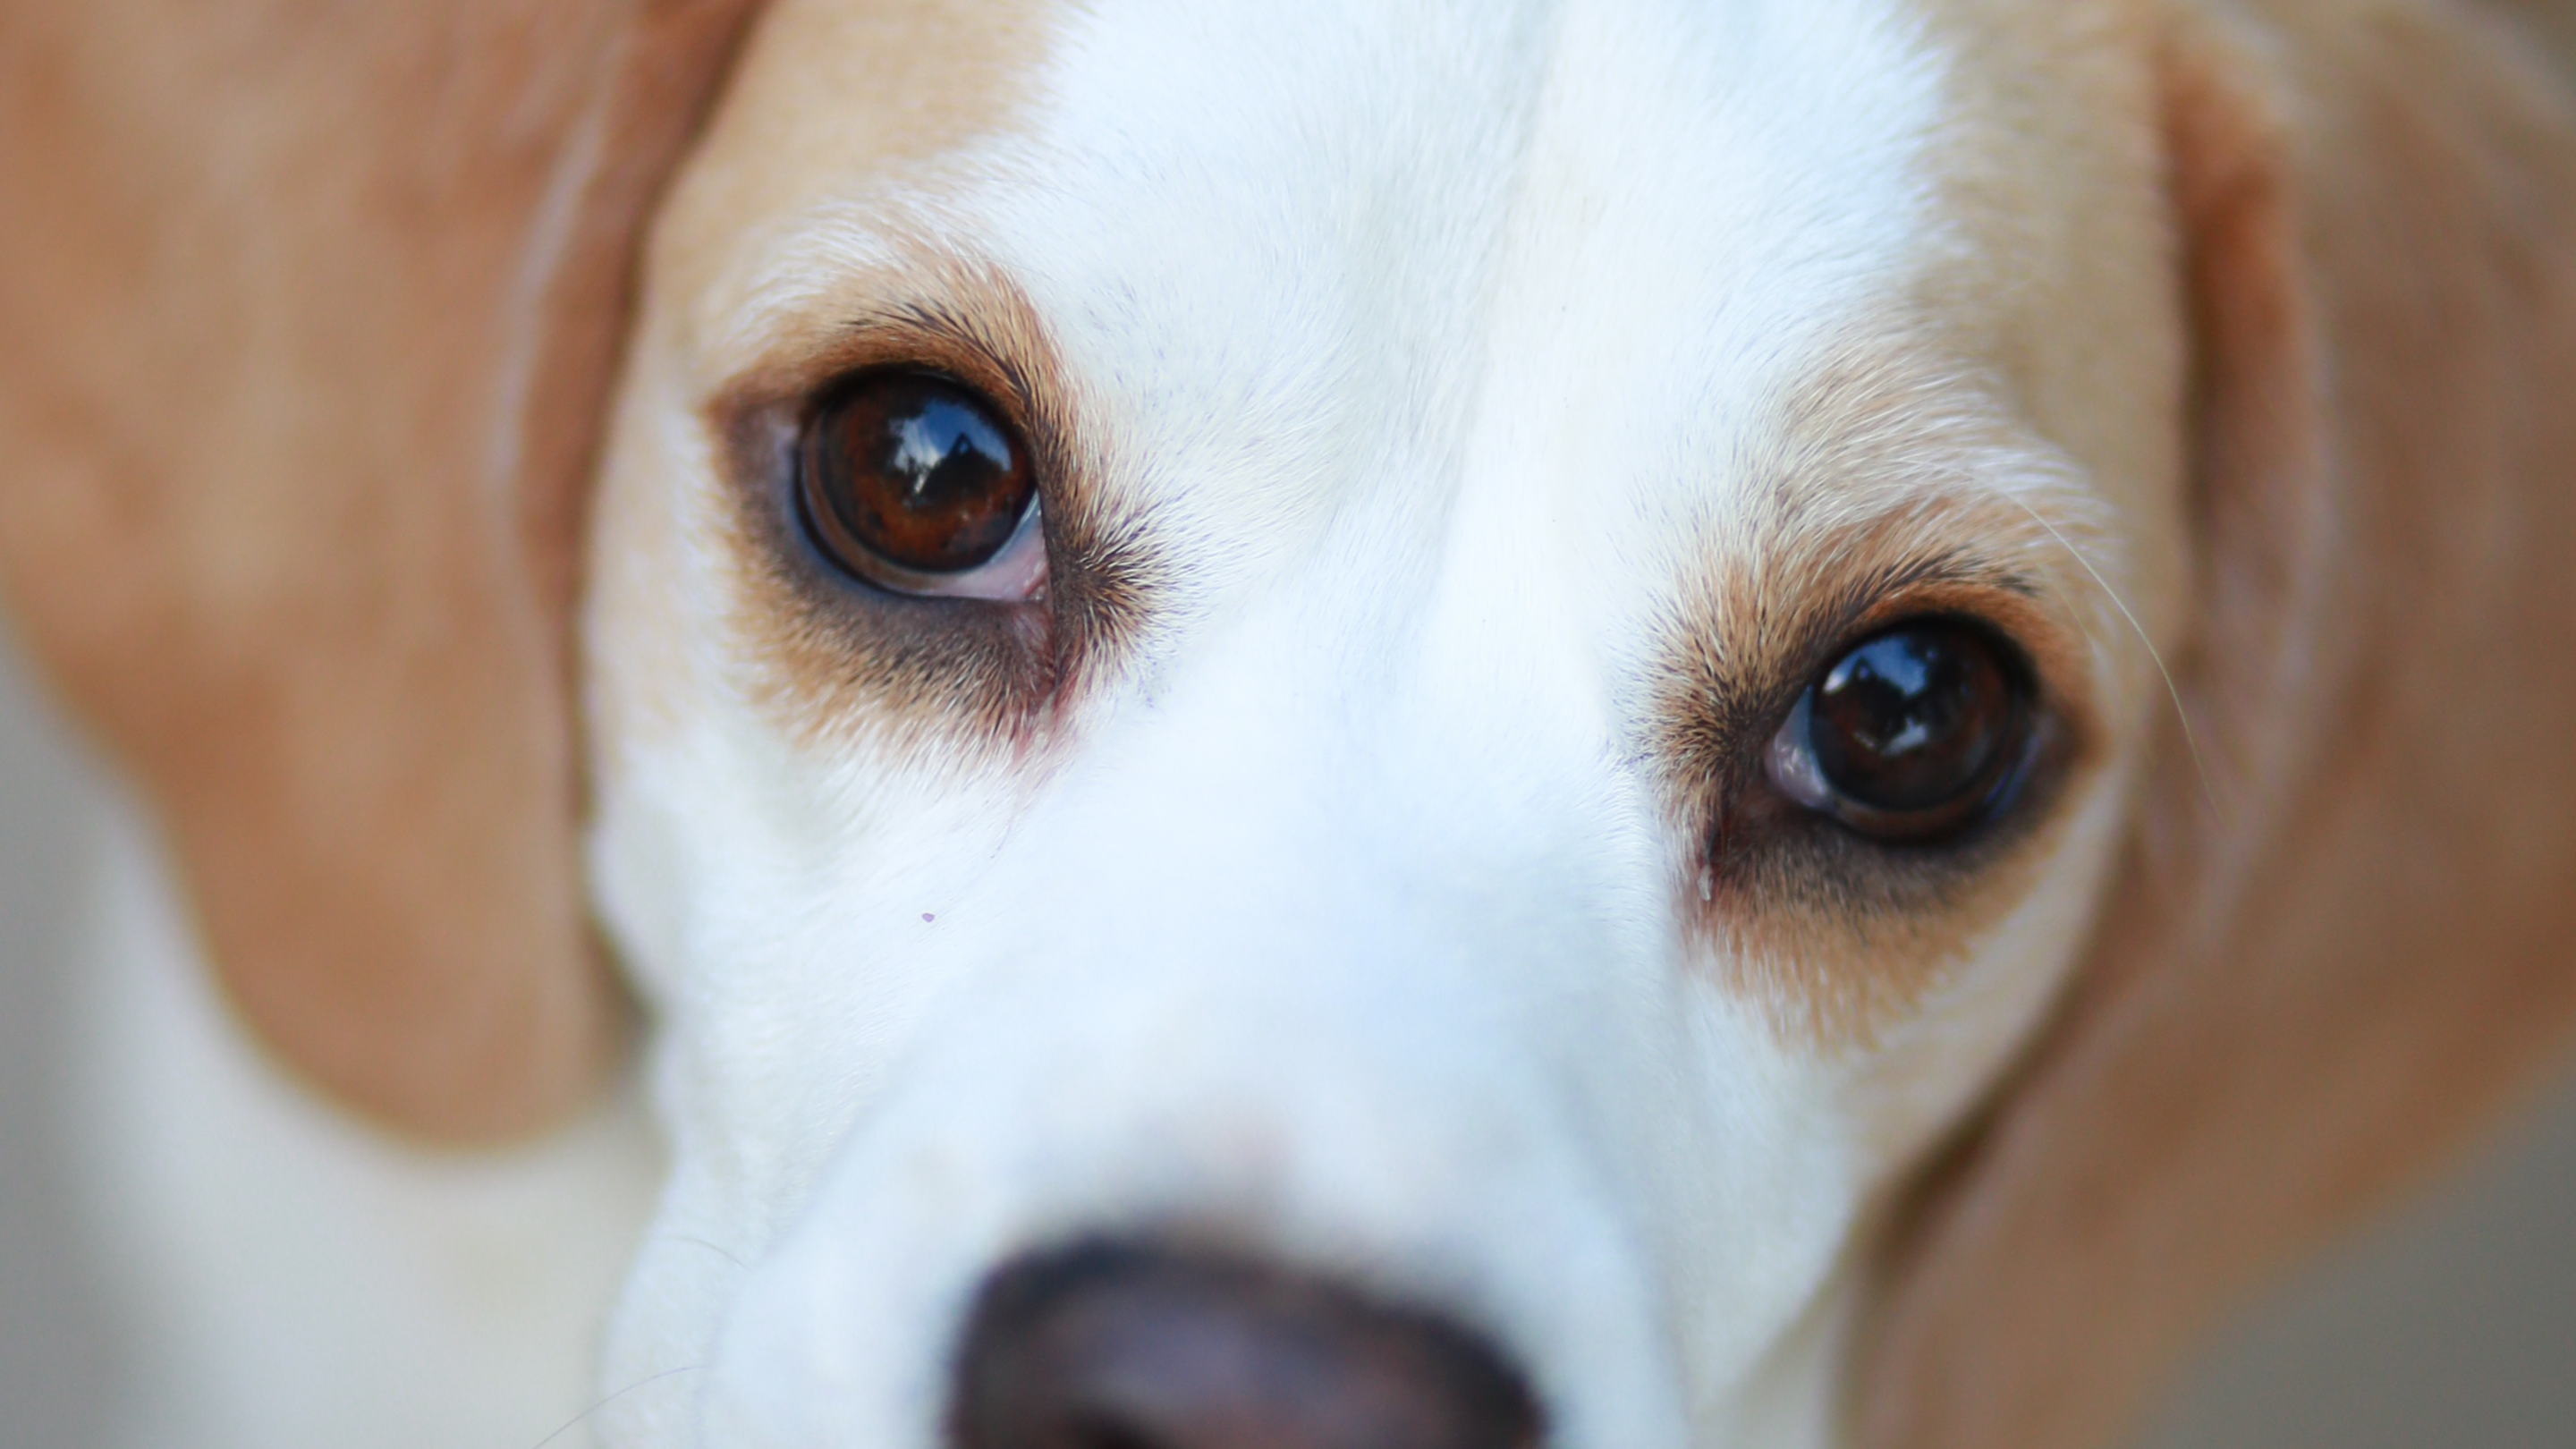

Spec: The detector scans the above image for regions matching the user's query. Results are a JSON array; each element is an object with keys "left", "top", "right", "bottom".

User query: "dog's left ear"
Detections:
[
  {"left": 1857, "top": 4, "right": 2576, "bottom": 1446},
  {"left": 0, "top": 0, "right": 760, "bottom": 1141}
]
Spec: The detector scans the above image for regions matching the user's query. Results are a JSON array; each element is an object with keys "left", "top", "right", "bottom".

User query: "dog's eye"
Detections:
[
  {"left": 1767, "top": 618, "right": 2030, "bottom": 843},
  {"left": 796, "top": 372, "right": 1042, "bottom": 596}
]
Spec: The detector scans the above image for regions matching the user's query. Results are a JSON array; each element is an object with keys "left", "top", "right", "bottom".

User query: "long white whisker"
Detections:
[
  {"left": 528, "top": 1364, "right": 703, "bottom": 1449},
  {"left": 663, "top": 1233, "right": 752, "bottom": 1272},
  {"left": 2004, "top": 490, "right": 2222, "bottom": 826}
]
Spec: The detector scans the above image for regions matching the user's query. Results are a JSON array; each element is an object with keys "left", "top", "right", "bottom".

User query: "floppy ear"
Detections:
[
  {"left": 0, "top": 0, "right": 759, "bottom": 1141},
  {"left": 1857, "top": 3, "right": 2576, "bottom": 1445}
]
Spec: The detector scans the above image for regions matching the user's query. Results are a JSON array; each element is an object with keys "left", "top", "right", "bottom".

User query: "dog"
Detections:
[{"left": 5, "top": 0, "right": 2576, "bottom": 1445}]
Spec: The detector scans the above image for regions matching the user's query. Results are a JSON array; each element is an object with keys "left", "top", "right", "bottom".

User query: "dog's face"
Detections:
[
  {"left": 580, "top": 1, "right": 2185, "bottom": 1441},
  {"left": 13, "top": 0, "right": 2575, "bottom": 1445}
]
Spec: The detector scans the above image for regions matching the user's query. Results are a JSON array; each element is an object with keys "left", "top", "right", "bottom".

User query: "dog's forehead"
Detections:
[
  {"left": 614, "top": 0, "right": 2176, "bottom": 1027},
  {"left": 686, "top": 0, "right": 1947, "bottom": 458},
  {"left": 992, "top": 0, "right": 1945, "bottom": 406},
  {"left": 652, "top": 0, "right": 2080, "bottom": 705}
]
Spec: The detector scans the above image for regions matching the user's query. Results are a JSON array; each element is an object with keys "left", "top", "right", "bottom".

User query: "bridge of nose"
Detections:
[{"left": 997, "top": 521, "right": 1647, "bottom": 1010}]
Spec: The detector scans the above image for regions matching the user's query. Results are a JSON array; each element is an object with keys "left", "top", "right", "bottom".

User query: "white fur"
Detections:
[
  {"left": 69, "top": 794, "right": 661, "bottom": 1449},
  {"left": 79, "top": 1, "right": 2182, "bottom": 1445}
]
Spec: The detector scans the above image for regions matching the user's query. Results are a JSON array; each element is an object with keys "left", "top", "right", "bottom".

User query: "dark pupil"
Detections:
[
  {"left": 804, "top": 374, "right": 1032, "bottom": 573},
  {"left": 1807, "top": 622, "right": 2016, "bottom": 815}
]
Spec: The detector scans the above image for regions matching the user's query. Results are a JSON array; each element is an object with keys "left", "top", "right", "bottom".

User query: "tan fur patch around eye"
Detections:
[
  {"left": 593, "top": 0, "right": 1114, "bottom": 769},
  {"left": 673, "top": 252, "right": 1157, "bottom": 763},
  {"left": 1650, "top": 504, "right": 2106, "bottom": 1050},
  {"left": 1640, "top": 341, "right": 2125, "bottom": 1050}
]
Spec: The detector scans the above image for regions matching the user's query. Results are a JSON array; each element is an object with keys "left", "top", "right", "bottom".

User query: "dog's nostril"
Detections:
[
  {"left": 1063, "top": 1411, "right": 1170, "bottom": 1449},
  {"left": 950, "top": 1241, "right": 1544, "bottom": 1449}
]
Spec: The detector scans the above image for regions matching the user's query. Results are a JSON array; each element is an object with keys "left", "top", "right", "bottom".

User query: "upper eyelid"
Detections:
[
  {"left": 843, "top": 301, "right": 1046, "bottom": 415},
  {"left": 701, "top": 286, "right": 1087, "bottom": 563},
  {"left": 708, "top": 305, "right": 1047, "bottom": 432},
  {"left": 1793, "top": 559, "right": 2043, "bottom": 676},
  {"left": 693, "top": 225, "right": 1062, "bottom": 419},
  {"left": 1733, "top": 562, "right": 2055, "bottom": 734},
  {"left": 1643, "top": 538, "right": 2091, "bottom": 801}
]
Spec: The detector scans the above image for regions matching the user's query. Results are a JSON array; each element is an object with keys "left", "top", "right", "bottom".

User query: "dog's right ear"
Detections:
[
  {"left": 1858, "top": 4, "right": 2576, "bottom": 1447},
  {"left": 0, "top": 0, "right": 760, "bottom": 1141}
]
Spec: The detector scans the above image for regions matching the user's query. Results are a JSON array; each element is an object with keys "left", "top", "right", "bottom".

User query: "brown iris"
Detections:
[
  {"left": 798, "top": 372, "right": 1037, "bottom": 581},
  {"left": 1805, "top": 618, "right": 2027, "bottom": 840}
]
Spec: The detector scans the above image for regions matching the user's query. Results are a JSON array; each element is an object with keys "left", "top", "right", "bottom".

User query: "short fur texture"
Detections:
[{"left": 2, "top": 2, "right": 2572, "bottom": 1446}]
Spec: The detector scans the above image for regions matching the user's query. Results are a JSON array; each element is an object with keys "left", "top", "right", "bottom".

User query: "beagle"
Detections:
[{"left": 4, "top": 1, "right": 2575, "bottom": 1446}]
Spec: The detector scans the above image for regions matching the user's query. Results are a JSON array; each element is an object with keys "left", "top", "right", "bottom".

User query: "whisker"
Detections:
[
  {"left": 528, "top": 1364, "right": 702, "bottom": 1449},
  {"left": 2004, "top": 491, "right": 2223, "bottom": 826},
  {"left": 665, "top": 1234, "right": 752, "bottom": 1272}
]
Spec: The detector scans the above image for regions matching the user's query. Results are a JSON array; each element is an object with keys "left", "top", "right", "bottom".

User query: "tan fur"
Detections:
[
  {"left": 648, "top": 0, "right": 1062, "bottom": 280},
  {"left": 1645, "top": 440, "right": 2117, "bottom": 1047},
  {"left": 2478, "top": 0, "right": 2576, "bottom": 74},
  {"left": 1641, "top": 0, "right": 2194, "bottom": 1049},
  {"left": 0, "top": 0, "right": 760, "bottom": 1140},
  {"left": 6, "top": 0, "right": 2575, "bottom": 1436},
  {"left": 592, "top": 4, "right": 1131, "bottom": 772},
  {"left": 1857, "top": 2, "right": 2576, "bottom": 1444},
  {"left": 699, "top": 258, "right": 1094, "bottom": 756}
]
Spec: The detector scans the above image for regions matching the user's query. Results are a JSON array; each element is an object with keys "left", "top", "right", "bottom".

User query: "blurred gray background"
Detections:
[{"left": 4, "top": 612, "right": 2573, "bottom": 1446}]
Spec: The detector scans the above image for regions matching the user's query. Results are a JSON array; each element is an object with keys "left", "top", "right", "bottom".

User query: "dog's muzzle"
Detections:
[{"left": 950, "top": 1241, "right": 1544, "bottom": 1449}]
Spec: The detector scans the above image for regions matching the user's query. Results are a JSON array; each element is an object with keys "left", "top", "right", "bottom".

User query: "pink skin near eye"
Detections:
[{"left": 890, "top": 503, "right": 1049, "bottom": 604}]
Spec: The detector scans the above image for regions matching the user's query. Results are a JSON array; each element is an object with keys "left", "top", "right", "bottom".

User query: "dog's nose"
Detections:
[{"left": 950, "top": 1242, "right": 1544, "bottom": 1449}]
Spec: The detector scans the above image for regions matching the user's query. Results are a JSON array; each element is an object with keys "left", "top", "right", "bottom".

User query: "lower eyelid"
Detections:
[
  {"left": 869, "top": 499, "right": 1050, "bottom": 603},
  {"left": 961, "top": 503, "right": 1050, "bottom": 603}
]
